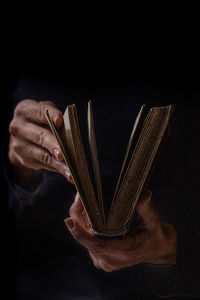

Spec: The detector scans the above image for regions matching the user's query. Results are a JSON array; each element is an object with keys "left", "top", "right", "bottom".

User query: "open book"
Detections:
[{"left": 45, "top": 101, "right": 174, "bottom": 237}]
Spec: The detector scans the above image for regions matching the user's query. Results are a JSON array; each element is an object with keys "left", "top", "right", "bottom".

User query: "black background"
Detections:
[{"left": 2, "top": 50, "right": 200, "bottom": 299}]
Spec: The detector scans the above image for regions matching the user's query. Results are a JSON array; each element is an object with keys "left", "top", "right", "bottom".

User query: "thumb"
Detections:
[
  {"left": 136, "top": 189, "right": 160, "bottom": 231},
  {"left": 64, "top": 217, "right": 96, "bottom": 250}
]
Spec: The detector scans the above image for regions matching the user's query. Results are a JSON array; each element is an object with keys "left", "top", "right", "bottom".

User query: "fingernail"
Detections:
[
  {"left": 53, "top": 116, "right": 59, "bottom": 126},
  {"left": 54, "top": 148, "right": 63, "bottom": 161},
  {"left": 64, "top": 218, "right": 74, "bottom": 230},
  {"left": 65, "top": 170, "right": 70, "bottom": 178},
  {"left": 54, "top": 148, "right": 60, "bottom": 160},
  {"left": 68, "top": 174, "right": 74, "bottom": 183},
  {"left": 53, "top": 114, "right": 62, "bottom": 127}
]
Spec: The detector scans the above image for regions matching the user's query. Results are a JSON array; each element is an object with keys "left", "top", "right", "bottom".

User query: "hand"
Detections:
[
  {"left": 65, "top": 190, "right": 177, "bottom": 272},
  {"left": 8, "top": 99, "right": 73, "bottom": 187}
]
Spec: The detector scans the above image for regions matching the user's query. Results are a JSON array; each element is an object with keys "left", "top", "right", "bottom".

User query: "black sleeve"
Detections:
[
  {"left": 144, "top": 223, "right": 200, "bottom": 298},
  {"left": 1, "top": 138, "right": 44, "bottom": 211}
]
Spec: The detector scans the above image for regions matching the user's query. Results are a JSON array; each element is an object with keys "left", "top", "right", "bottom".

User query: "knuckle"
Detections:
[
  {"left": 18, "top": 155, "right": 26, "bottom": 167},
  {"left": 73, "top": 228, "right": 82, "bottom": 241},
  {"left": 91, "top": 244, "right": 105, "bottom": 256},
  {"left": 9, "top": 120, "right": 18, "bottom": 135},
  {"left": 45, "top": 134, "right": 54, "bottom": 153},
  {"left": 41, "top": 151, "right": 52, "bottom": 165},
  {"left": 40, "top": 100, "right": 55, "bottom": 107},
  {"left": 37, "top": 102, "right": 45, "bottom": 121},
  {"left": 100, "top": 261, "right": 113, "bottom": 272},
  {"left": 69, "top": 204, "right": 75, "bottom": 216},
  {"left": 14, "top": 102, "right": 23, "bottom": 117},
  {"left": 12, "top": 140, "right": 22, "bottom": 153},
  {"left": 14, "top": 99, "right": 34, "bottom": 117},
  {"left": 35, "top": 130, "right": 45, "bottom": 147},
  {"left": 68, "top": 199, "right": 80, "bottom": 216}
]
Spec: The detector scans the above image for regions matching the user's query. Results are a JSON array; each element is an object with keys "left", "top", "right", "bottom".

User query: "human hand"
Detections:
[
  {"left": 8, "top": 99, "right": 73, "bottom": 186},
  {"left": 65, "top": 190, "right": 177, "bottom": 272}
]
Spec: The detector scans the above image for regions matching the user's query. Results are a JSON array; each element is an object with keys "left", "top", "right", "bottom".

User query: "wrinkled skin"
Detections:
[
  {"left": 65, "top": 190, "right": 177, "bottom": 272},
  {"left": 8, "top": 99, "right": 177, "bottom": 272},
  {"left": 8, "top": 99, "right": 73, "bottom": 186}
]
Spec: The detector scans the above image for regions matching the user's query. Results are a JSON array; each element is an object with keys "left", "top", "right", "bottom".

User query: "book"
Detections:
[{"left": 45, "top": 101, "right": 174, "bottom": 237}]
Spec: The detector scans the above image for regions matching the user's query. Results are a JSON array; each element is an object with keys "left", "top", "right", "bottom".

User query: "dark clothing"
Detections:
[{"left": 3, "top": 75, "right": 200, "bottom": 299}]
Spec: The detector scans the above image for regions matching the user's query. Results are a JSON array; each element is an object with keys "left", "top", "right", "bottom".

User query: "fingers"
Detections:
[
  {"left": 66, "top": 194, "right": 131, "bottom": 254},
  {"left": 65, "top": 216, "right": 117, "bottom": 272},
  {"left": 8, "top": 99, "right": 74, "bottom": 185},
  {"left": 8, "top": 99, "right": 73, "bottom": 178},
  {"left": 65, "top": 191, "right": 164, "bottom": 272},
  {"left": 14, "top": 99, "right": 63, "bottom": 127},
  {"left": 66, "top": 193, "right": 105, "bottom": 250},
  {"left": 10, "top": 119, "right": 63, "bottom": 161},
  {"left": 64, "top": 217, "right": 97, "bottom": 249},
  {"left": 65, "top": 193, "right": 144, "bottom": 272},
  {"left": 9, "top": 136, "right": 70, "bottom": 178},
  {"left": 65, "top": 199, "right": 138, "bottom": 272},
  {"left": 69, "top": 193, "right": 90, "bottom": 228}
]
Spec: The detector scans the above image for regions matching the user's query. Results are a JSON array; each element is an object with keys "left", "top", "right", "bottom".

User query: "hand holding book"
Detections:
[
  {"left": 46, "top": 101, "right": 174, "bottom": 237},
  {"left": 8, "top": 99, "right": 72, "bottom": 187},
  {"left": 65, "top": 191, "right": 177, "bottom": 270}
]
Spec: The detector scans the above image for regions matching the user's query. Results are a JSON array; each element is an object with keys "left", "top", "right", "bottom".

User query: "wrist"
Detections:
[{"left": 8, "top": 150, "right": 35, "bottom": 188}]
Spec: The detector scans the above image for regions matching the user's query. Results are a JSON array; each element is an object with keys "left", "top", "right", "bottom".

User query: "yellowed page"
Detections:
[
  {"left": 107, "top": 105, "right": 174, "bottom": 230},
  {"left": 87, "top": 100, "right": 106, "bottom": 225},
  {"left": 65, "top": 105, "right": 105, "bottom": 232},
  {"left": 112, "top": 104, "right": 145, "bottom": 201}
]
